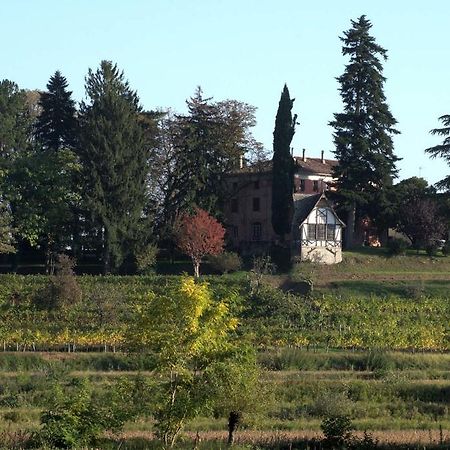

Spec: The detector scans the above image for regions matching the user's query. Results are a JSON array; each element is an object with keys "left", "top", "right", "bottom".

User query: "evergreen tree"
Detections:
[
  {"left": 271, "top": 84, "right": 296, "bottom": 241},
  {"left": 330, "top": 16, "right": 399, "bottom": 247},
  {"left": 78, "top": 61, "right": 148, "bottom": 273},
  {"left": 35, "top": 71, "right": 78, "bottom": 151},
  {"left": 425, "top": 115, "right": 450, "bottom": 191},
  {"left": 0, "top": 199, "right": 14, "bottom": 254}
]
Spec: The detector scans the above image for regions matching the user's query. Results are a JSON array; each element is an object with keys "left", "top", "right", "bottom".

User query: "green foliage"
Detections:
[
  {"left": 387, "top": 238, "right": 409, "bottom": 256},
  {"left": 160, "top": 89, "right": 263, "bottom": 228},
  {"left": 135, "top": 243, "right": 158, "bottom": 274},
  {"left": 36, "top": 380, "right": 126, "bottom": 448},
  {"left": 33, "top": 254, "right": 81, "bottom": 310},
  {"left": 330, "top": 16, "right": 399, "bottom": 244},
  {"left": 6, "top": 145, "right": 80, "bottom": 254},
  {"left": 128, "top": 277, "right": 240, "bottom": 447},
  {"left": 78, "top": 61, "right": 151, "bottom": 273},
  {"left": 271, "top": 84, "right": 296, "bottom": 239},
  {"left": 426, "top": 242, "right": 440, "bottom": 257},
  {"left": 321, "top": 414, "right": 353, "bottom": 448},
  {"left": 0, "top": 79, "right": 31, "bottom": 161},
  {"left": 34, "top": 70, "right": 78, "bottom": 151},
  {"left": 426, "top": 114, "right": 450, "bottom": 191},
  {"left": 0, "top": 199, "right": 15, "bottom": 254},
  {"left": 208, "top": 251, "right": 242, "bottom": 274}
]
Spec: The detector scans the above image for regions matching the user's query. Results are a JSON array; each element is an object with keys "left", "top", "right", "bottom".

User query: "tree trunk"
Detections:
[
  {"left": 193, "top": 259, "right": 200, "bottom": 278},
  {"left": 344, "top": 205, "right": 356, "bottom": 249},
  {"left": 102, "top": 228, "right": 111, "bottom": 275},
  {"left": 227, "top": 410, "right": 242, "bottom": 446}
]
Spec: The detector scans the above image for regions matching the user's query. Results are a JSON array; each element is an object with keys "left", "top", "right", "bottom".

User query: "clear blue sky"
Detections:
[{"left": 2, "top": 0, "right": 449, "bottom": 186}]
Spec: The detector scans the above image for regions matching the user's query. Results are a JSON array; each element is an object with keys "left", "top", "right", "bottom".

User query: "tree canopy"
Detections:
[
  {"left": 34, "top": 70, "right": 78, "bottom": 151},
  {"left": 330, "top": 16, "right": 400, "bottom": 246},
  {"left": 78, "top": 61, "right": 150, "bottom": 273},
  {"left": 426, "top": 114, "right": 450, "bottom": 191},
  {"left": 271, "top": 84, "right": 296, "bottom": 241}
]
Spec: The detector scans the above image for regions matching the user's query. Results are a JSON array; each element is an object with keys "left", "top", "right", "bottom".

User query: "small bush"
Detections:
[
  {"left": 33, "top": 254, "right": 81, "bottom": 310},
  {"left": 3, "top": 410, "right": 21, "bottom": 422},
  {"left": 364, "top": 349, "right": 394, "bottom": 372},
  {"left": 208, "top": 251, "right": 242, "bottom": 274},
  {"left": 426, "top": 242, "right": 439, "bottom": 257},
  {"left": 310, "top": 390, "right": 353, "bottom": 418},
  {"left": 135, "top": 244, "right": 158, "bottom": 274},
  {"left": 387, "top": 238, "right": 409, "bottom": 256},
  {"left": 321, "top": 414, "right": 353, "bottom": 448},
  {"left": 35, "top": 381, "right": 127, "bottom": 448}
]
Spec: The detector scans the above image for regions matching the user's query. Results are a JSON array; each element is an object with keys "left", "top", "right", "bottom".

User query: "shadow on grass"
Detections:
[{"left": 324, "top": 280, "right": 449, "bottom": 298}]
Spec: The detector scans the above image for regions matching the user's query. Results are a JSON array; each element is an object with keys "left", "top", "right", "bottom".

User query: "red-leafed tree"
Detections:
[{"left": 174, "top": 208, "right": 225, "bottom": 277}]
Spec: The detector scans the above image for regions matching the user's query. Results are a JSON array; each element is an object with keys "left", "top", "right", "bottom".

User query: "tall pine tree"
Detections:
[
  {"left": 425, "top": 115, "right": 450, "bottom": 191},
  {"left": 78, "top": 61, "right": 148, "bottom": 273},
  {"left": 330, "top": 16, "right": 399, "bottom": 247},
  {"left": 35, "top": 71, "right": 78, "bottom": 151},
  {"left": 271, "top": 84, "right": 296, "bottom": 241}
]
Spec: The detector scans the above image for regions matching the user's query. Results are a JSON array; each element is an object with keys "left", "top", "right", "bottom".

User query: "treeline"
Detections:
[
  {"left": 0, "top": 63, "right": 264, "bottom": 274},
  {"left": 1, "top": 15, "right": 450, "bottom": 275}
]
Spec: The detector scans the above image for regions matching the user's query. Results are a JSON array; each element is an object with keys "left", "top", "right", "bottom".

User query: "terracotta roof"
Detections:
[
  {"left": 229, "top": 155, "right": 338, "bottom": 176},
  {"left": 294, "top": 157, "right": 338, "bottom": 175}
]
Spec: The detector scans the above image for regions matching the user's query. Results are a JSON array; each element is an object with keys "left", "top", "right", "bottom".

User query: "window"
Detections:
[
  {"left": 252, "top": 197, "right": 260, "bottom": 211},
  {"left": 307, "top": 224, "right": 316, "bottom": 240},
  {"left": 252, "top": 223, "right": 262, "bottom": 241},
  {"left": 232, "top": 226, "right": 239, "bottom": 238},
  {"left": 316, "top": 224, "right": 326, "bottom": 240},
  {"left": 231, "top": 198, "right": 238, "bottom": 213},
  {"left": 300, "top": 179, "right": 305, "bottom": 192},
  {"left": 254, "top": 180, "right": 260, "bottom": 189},
  {"left": 232, "top": 182, "right": 238, "bottom": 190},
  {"left": 313, "top": 180, "right": 319, "bottom": 192},
  {"left": 327, "top": 224, "right": 336, "bottom": 240},
  {"left": 307, "top": 223, "right": 337, "bottom": 240}
]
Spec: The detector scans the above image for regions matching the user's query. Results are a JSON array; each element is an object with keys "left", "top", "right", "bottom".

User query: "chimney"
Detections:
[
  {"left": 302, "top": 148, "right": 307, "bottom": 162},
  {"left": 321, "top": 150, "right": 325, "bottom": 164},
  {"left": 239, "top": 154, "right": 243, "bottom": 169}
]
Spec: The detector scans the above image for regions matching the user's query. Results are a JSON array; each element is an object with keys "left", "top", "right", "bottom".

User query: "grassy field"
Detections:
[
  {"left": 0, "top": 249, "right": 448, "bottom": 448},
  {"left": 0, "top": 350, "right": 449, "bottom": 449},
  {"left": 286, "top": 247, "right": 450, "bottom": 297}
]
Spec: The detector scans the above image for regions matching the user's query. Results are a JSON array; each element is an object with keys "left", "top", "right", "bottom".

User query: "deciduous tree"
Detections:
[
  {"left": 174, "top": 207, "right": 225, "bottom": 277},
  {"left": 160, "top": 88, "right": 263, "bottom": 231},
  {"left": 128, "top": 277, "right": 238, "bottom": 447}
]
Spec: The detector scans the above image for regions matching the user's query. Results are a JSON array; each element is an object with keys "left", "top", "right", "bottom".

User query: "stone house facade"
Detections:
[{"left": 224, "top": 151, "right": 343, "bottom": 262}]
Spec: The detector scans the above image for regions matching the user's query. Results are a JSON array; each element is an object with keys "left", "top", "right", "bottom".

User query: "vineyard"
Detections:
[
  {"left": 0, "top": 251, "right": 448, "bottom": 448},
  {"left": 0, "top": 260, "right": 448, "bottom": 352}
]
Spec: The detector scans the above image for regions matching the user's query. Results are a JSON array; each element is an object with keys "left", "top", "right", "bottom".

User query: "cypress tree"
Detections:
[
  {"left": 78, "top": 61, "right": 147, "bottom": 273},
  {"left": 35, "top": 71, "right": 78, "bottom": 151},
  {"left": 330, "top": 16, "right": 400, "bottom": 247},
  {"left": 271, "top": 84, "right": 297, "bottom": 241}
]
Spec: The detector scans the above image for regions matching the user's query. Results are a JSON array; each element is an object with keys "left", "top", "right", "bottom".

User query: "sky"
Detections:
[{"left": 2, "top": 0, "right": 449, "bottom": 186}]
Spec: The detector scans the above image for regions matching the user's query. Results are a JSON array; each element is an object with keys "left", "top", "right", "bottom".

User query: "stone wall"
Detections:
[{"left": 299, "top": 245, "right": 342, "bottom": 264}]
